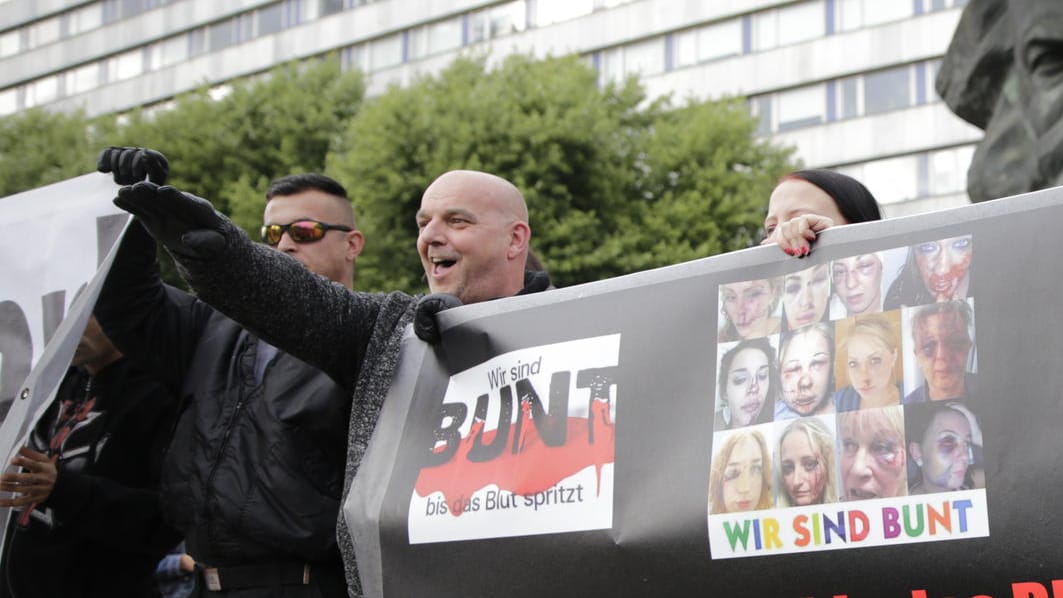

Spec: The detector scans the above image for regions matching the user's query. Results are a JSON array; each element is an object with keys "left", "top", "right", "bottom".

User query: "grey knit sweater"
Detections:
[
  {"left": 171, "top": 219, "right": 550, "bottom": 596},
  {"left": 173, "top": 220, "right": 417, "bottom": 597}
]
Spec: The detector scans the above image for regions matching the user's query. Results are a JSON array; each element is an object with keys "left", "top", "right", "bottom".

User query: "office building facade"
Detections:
[{"left": 1, "top": 0, "right": 981, "bottom": 214}]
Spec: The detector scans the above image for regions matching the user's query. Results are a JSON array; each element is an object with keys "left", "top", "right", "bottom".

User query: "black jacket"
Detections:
[
  {"left": 95, "top": 222, "right": 349, "bottom": 569},
  {"left": 1, "top": 360, "right": 180, "bottom": 598}
]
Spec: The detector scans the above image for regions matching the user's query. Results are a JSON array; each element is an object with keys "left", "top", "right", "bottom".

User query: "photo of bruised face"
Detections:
[
  {"left": 779, "top": 325, "right": 833, "bottom": 417},
  {"left": 720, "top": 279, "right": 780, "bottom": 340},
  {"left": 783, "top": 265, "right": 831, "bottom": 330},
  {"left": 911, "top": 303, "right": 973, "bottom": 400},
  {"left": 914, "top": 236, "right": 972, "bottom": 302},
  {"left": 778, "top": 418, "right": 835, "bottom": 507},
  {"left": 709, "top": 430, "right": 773, "bottom": 514},
  {"left": 720, "top": 343, "right": 773, "bottom": 428},
  {"left": 910, "top": 406, "right": 974, "bottom": 494},
  {"left": 839, "top": 407, "right": 907, "bottom": 501},
  {"left": 832, "top": 254, "right": 883, "bottom": 316}
]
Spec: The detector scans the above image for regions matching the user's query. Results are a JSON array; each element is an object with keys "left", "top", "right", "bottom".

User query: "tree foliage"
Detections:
[
  {"left": 331, "top": 54, "right": 796, "bottom": 291},
  {"left": 0, "top": 52, "right": 796, "bottom": 293},
  {"left": 0, "top": 108, "right": 99, "bottom": 197}
]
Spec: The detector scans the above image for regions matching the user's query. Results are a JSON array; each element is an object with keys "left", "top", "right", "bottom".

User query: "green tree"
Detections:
[
  {"left": 329, "top": 54, "right": 796, "bottom": 292},
  {"left": 0, "top": 108, "right": 96, "bottom": 197},
  {"left": 0, "top": 52, "right": 795, "bottom": 293},
  {"left": 109, "top": 54, "right": 365, "bottom": 232}
]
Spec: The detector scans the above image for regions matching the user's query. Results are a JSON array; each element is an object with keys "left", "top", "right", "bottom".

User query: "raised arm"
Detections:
[{"left": 112, "top": 182, "right": 393, "bottom": 390}]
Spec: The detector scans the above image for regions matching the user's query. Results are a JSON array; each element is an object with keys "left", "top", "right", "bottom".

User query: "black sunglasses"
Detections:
[{"left": 260, "top": 219, "right": 353, "bottom": 246}]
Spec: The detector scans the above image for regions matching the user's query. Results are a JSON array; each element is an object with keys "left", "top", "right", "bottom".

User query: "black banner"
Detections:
[{"left": 348, "top": 186, "right": 1063, "bottom": 598}]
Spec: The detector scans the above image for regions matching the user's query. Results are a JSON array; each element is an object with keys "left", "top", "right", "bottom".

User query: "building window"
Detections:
[
  {"left": 864, "top": 65, "right": 911, "bottom": 115},
  {"left": 27, "top": 17, "right": 61, "bottom": 49},
  {"left": 836, "top": 0, "right": 913, "bottom": 31},
  {"left": 283, "top": 0, "right": 303, "bottom": 27},
  {"left": 623, "top": 38, "right": 666, "bottom": 77},
  {"left": 108, "top": 49, "right": 145, "bottom": 82},
  {"left": 753, "top": 1, "right": 825, "bottom": 52},
  {"left": 673, "top": 19, "right": 742, "bottom": 68},
  {"left": 188, "top": 28, "right": 208, "bottom": 57},
  {"left": 777, "top": 84, "right": 827, "bottom": 131},
  {"left": 531, "top": 0, "right": 594, "bottom": 27},
  {"left": 927, "top": 145, "right": 975, "bottom": 196},
  {"left": 66, "top": 63, "right": 101, "bottom": 95},
  {"left": 0, "top": 30, "right": 20, "bottom": 58},
  {"left": 838, "top": 75, "right": 860, "bottom": 119},
  {"left": 341, "top": 43, "right": 368, "bottom": 72},
  {"left": 369, "top": 33, "right": 403, "bottom": 70},
  {"left": 468, "top": 1, "right": 527, "bottom": 44},
  {"left": 25, "top": 76, "right": 59, "bottom": 108},
  {"left": 751, "top": 95, "right": 773, "bottom": 136},
  {"left": 845, "top": 154, "right": 920, "bottom": 204},
  {"left": 150, "top": 35, "right": 189, "bottom": 70},
  {"left": 258, "top": 3, "right": 285, "bottom": 36},
  {"left": 319, "top": 0, "right": 345, "bottom": 17},
  {"left": 408, "top": 17, "right": 462, "bottom": 61},
  {"left": 64, "top": 4, "right": 104, "bottom": 37},
  {"left": 777, "top": 1, "right": 825, "bottom": 46},
  {"left": 208, "top": 20, "right": 235, "bottom": 52},
  {"left": 596, "top": 47, "right": 623, "bottom": 86},
  {"left": 0, "top": 88, "right": 16, "bottom": 116}
]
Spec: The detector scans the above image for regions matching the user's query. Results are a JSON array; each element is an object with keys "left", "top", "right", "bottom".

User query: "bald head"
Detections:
[
  {"left": 425, "top": 170, "right": 528, "bottom": 220},
  {"left": 416, "top": 170, "right": 531, "bottom": 304}
]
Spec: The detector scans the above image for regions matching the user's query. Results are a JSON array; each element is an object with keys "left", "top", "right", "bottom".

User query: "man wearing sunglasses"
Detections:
[
  {"left": 95, "top": 149, "right": 364, "bottom": 597},
  {"left": 106, "top": 163, "right": 550, "bottom": 597}
]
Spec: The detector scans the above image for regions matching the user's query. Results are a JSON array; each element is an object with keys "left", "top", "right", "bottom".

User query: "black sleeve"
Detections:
[
  {"left": 94, "top": 220, "right": 213, "bottom": 395},
  {"left": 168, "top": 219, "right": 391, "bottom": 392}
]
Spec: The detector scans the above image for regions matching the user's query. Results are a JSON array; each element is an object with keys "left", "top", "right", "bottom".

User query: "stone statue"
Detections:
[{"left": 936, "top": 0, "right": 1063, "bottom": 202}]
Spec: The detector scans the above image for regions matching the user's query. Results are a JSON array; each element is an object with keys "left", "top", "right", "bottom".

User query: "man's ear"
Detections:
[
  {"left": 347, "top": 230, "right": 366, "bottom": 262},
  {"left": 507, "top": 222, "right": 530, "bottom": 261}
]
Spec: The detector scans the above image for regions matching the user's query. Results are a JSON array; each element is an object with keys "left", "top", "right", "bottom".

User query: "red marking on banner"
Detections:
[{"left": 415, "top": 410, "right": 614, "bottom": 516}]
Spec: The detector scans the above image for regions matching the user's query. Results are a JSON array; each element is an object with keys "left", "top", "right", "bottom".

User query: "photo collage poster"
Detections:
[{"left": 707, "top": 236, "right": 989, "bottom": 558}]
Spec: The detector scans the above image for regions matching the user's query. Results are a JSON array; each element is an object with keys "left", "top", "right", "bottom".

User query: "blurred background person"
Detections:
[{"left": 0, "top": 316, "right": 180, "bottom": 598}]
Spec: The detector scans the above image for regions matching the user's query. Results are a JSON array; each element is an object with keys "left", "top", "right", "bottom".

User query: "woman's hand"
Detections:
[{"left": 762, "top": 214, "right": 837, "bottom": 257}]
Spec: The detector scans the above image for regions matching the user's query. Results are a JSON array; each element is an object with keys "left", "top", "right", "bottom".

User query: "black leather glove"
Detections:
[
  {"left": 414, "top": 293, "right": 464, "bottom": 344},
  {"left": 97, "top": 147, "right": 169, "bottom": 185},
  {"left": 113, "top": 182, "right": 226, "bottom": 259}
]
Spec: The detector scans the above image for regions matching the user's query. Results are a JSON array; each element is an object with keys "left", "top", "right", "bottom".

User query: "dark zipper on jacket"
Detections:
[{"left": 205, "top": 339, "right": 272, "bottom": 488}]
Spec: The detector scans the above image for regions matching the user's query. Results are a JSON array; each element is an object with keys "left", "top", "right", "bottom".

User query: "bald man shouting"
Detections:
[{"left": 109, "top": 168, "right": 551, "bottom": 597}]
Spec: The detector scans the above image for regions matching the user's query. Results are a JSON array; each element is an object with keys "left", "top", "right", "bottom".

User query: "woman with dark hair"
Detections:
[
  {"left": 882, "top": 235, "right": 973, "bottom": 310},
  {"left": 715, "top": 338, "right": 777, "bottom": 430},
  {"left": 762, "top": 169, "right": 882, "bottom": 256},
  {"left": 905, "top": 401, "right": 982, "bottom": 494}
]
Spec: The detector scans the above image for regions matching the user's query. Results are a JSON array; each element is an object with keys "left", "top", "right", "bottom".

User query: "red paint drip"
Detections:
[{"left": 415, "top": 407, "right": 614, "bottom": 517}]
